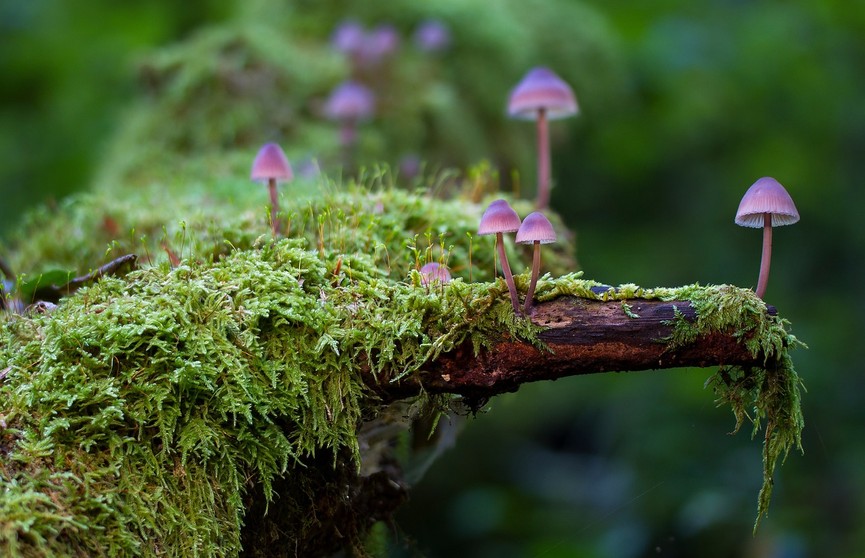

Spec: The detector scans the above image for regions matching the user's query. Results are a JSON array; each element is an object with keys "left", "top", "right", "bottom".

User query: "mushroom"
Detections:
[
  {"left": 331, "top": 20, "right": 366, "bottom": 56},
  {"left": 419, "top": 262, "right": 452, "bottom": 286},
  {"left": 515, "top": 211, "right": 557, "bottom": 313},
  {"left": 735, "top": 177, "right": 800, "bottom": 299},
  {"left": 362, "top": 24, "right": 401, "bottom": 67},
  {"left": 478, "top": 199, "right": 522, "bottom": 313},
  {"left": 251, "top": 143, "right": 293, "bottom": 236},
  {"left": 508, "top": 67, "right": 578, "bottom": 210},
  {"left": 323, "top": 81, "right": 375, "bottom": 166},
  {"left": 413, "top": 19, "right": 451, "bottom": 53}
]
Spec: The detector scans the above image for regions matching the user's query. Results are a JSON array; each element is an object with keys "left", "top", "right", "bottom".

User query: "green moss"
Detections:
[{"left": 0, "top": 184, "right": 551, "bottom": 556}]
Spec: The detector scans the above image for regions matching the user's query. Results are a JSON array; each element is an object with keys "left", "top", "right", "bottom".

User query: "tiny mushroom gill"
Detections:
[
  {"left": 508, "top": 67, "right": 578, "bottom": 210},
  {"left": 251, "top": 142, "right": 293, "bottom": 237},
  {"left": 735, "top": 176, "right": 800, "bottom": 299},
  {"left": 478, "top": 199, "right": 522, "bottom": 314},
  {"left": 515, "top": 211, "right": 556, "bottom": 313}
]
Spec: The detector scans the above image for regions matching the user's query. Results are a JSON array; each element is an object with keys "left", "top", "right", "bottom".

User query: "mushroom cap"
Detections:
[
  {"left": 419, "top": 262, "right": 452, "bottom": 285},
  {"left": 478, "top": 199, "right": 522, "bottom": 235},
  {"left": 508, "top": 66, "right": 579, "bottom": 121},
  {"left": 363, "top": 24, "right": 401, "bottom": 62},
  {"left": 515, "top": 211, "right": 557, "bottom": 244},
  {"left": 250, "top": 143, "right": 293, "bottom": 182},
  {"left": 414, "top": 19, "right": 451, "bottom": 52},
  {"left": 735, "top": 176, "right": 800, "bottom": 228},
  {"left": 324, "top": 81, "right": 375, "bottom": 122},
  {"left": 331, "top": 20, "right": 366, "bottom": 54}
]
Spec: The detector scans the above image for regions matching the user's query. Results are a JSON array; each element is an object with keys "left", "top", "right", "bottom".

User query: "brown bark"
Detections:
[{"left": 376, "top": 296, "right": 776, "bottom": 401}]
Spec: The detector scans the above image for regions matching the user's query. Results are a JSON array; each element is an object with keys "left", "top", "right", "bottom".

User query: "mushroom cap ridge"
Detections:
[
  {"left": 478, "top": 199, "right": 522, "bottom": 235},
  {"left": 735, "top": 177, "right": 800, "bottom": 228},
  {"left": 516, "top": 211, "right": 557, "bottom": 244},
  {"left": 508, "top": 66, "right": 578, "bottom": 121}
]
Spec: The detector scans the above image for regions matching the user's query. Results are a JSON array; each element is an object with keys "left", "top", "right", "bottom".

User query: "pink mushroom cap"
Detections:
[
  {"left": 364, "top": 24, "right": 401, "bottom": 61},
  {"left": 331, "top": 20, "right": 366, "bottom": 54},
  {"left": 508, "top": 66, "right": 578, "bottom": 120},
  {"left": 414, "top": 19, "right": 451, "bottom": 52},
  {"left": 515, "top": 212, "right": 557, "bottom": 244},
  {"left": 735, "top": 177, "right": 800, "bottom": 228},
  {"left": 419, "top": 262, "right": 452, "bottom": 285},
  {"left": 250, "top": 143, "right": 293, "bottom": 182},
  {"left": 478, "top": 199, "right": 522, "bottom": 235},
  {"left": 324, "top": 81, "right": 375, "bottom": 122}
]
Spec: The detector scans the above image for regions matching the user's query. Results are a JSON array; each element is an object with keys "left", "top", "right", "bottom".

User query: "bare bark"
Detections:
[{"left": 376, "top": 296, "right": 776, "bottom": 401}]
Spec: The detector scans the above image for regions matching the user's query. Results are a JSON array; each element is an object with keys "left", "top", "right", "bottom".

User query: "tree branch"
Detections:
[{"left": 377, "top": 296, "right": 777, "bottom": 401}]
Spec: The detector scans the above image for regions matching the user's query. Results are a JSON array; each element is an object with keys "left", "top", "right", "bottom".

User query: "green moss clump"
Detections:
[{"left": 0, "top": 185, "right": 555, "bottom": 556}]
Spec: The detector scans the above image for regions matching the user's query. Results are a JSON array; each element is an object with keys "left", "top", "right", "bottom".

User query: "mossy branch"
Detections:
[{"left": 377, "top": 296, "right": 779, "bottom": 401}]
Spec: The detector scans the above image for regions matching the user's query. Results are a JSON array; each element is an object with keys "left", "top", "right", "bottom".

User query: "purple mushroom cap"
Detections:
[
  {"left": 420, "top": 262, "right": 452, "bottom": 285},
  {"left": 515, "top": 212, "right": 557, "bottom": 244},
  {"left": 250, "top": 143, "right": 293, "bottom": 182},
  {"left": 331, "top": 20, "right": 366, "bottom": 54},
  {"left": 414, "top": 19, "right": 451, "bottom": 52},
  {"left": 478, "top": 199, "right": 522, "bottom": 235},
  {"left": 735, "top": 177, "right": 800, "bottom": 228},
  {"left": 324, "top": 81, "right": 375, "bottom": 122},
  {"left": 508, "top": 66, "right": 578, "bottom": 120}
]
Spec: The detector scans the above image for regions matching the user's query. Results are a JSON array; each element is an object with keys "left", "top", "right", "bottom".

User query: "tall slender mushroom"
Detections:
[
  {"left": 515, "top": 211, "right": 557, "bottom": 314},
  {"left": 323, "top": 81, "right": 375, "bottom": 168},
  {"left": 735, "top": 177, "right": 800, "bottom": 299},
  {"left": 251, "top": 143, "right": 294, "bottom": 237},
  {"left": 508, "top": 67, "right": 578, "bottom": 210},
  {"left": 478, "top": 199, "right": 522, "bottom": 313},
  {"left": 331, "top": 20, "right": 366, "bottom": 69}
]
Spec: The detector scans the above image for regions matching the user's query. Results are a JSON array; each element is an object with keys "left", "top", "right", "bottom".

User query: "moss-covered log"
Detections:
[{"left": 0, "top": 184, "right": 804, "bottom": 557}]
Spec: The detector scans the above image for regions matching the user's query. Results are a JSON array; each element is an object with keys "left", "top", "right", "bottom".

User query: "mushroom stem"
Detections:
[
  {"left": 524, "top": 241, "right": 541, "bottom": 314},
  {"left": 339, "top": 120, "right": 358, "bottom": 170},
  {"left": 268, "top": 178, "right": 280, "bottom": 237},
  {"left": 756, "top": 213, "right": 772, "bottom": 299},
  {"left": 496, "top": 232, "right": 521, "bottom": 313},
  {"left": 536, "top": 108, "right": 551, "bottom": 209}
]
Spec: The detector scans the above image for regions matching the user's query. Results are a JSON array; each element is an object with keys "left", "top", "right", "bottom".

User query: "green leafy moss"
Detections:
[{"left": 0, "top": 184, "right": 550, "bottom": 556}]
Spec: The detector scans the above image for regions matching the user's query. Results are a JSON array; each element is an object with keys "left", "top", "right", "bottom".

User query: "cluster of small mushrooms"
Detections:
[
  {"left": 249, "top": 64, "right": 801, "bottom": 317},
  {"left": 478, "top": 199, "right": 556, "bottom": 315}
]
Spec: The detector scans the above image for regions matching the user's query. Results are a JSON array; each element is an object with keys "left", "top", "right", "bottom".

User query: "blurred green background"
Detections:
[{"left": 1, "top": 0, "right": 862, "bottom": 556}]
